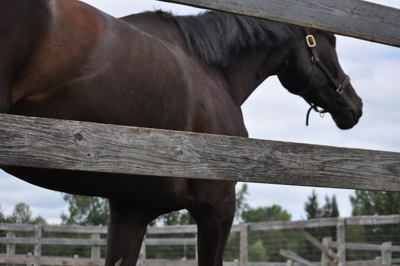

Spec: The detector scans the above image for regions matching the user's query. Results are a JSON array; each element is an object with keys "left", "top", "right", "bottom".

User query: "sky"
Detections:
[{"left": 1, "top": 0, "right": 400, "bottom": 224}]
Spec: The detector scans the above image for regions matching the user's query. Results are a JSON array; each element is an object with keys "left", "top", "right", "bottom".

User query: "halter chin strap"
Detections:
[{"left": 295, "top": 29, "right": 351, "bottom": 126}]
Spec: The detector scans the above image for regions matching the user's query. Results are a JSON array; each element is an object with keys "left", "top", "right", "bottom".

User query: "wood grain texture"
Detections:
[
  {"left": 159, "top": 0, "right": 400, "bottom": 47},
  {"left": 0, "top": 114, "right": 399, "bottom": 192}
]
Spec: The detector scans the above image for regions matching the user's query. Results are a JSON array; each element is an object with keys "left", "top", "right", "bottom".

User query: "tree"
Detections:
[
  {"left": 0, "top": 204, "right": 5, "bottom": 223},
  {"left": 350, "top": 190, "right": 400, "bottom": 216},
  {"left": 235, "top": 183, "right": 250, "bottom": 222},
  {"left": 7, "top": 202, "right": 32, "bottom": 224},
  {"left": 32, "top": 215, "right": 47, "bottom": 225},
  {"left": 304, "top": 191, "right": 339, "bottom": 219},
  {"left": 61, "top": 194, "right": 109, "bottom": 226},
  {"left": 304, "top": 190, "right": 322, "bottom": 219},
  {"left": 242, "top": 205, "right": 291, "bottom": 223},
  {"left": 321, "top": 195, "right": 339, "bottom": 218}
]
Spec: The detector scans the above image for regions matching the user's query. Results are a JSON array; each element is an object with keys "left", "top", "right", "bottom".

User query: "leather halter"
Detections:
[{"left": 295, "top": 29, "right": 351, "bottom": 126}]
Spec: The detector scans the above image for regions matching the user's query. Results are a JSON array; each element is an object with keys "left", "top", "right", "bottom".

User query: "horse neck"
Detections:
[{"left": 223, "top": 43, "right": 296, "bottom": 106}]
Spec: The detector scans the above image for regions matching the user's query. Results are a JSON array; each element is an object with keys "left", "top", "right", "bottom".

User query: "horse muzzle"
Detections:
[{"left": 330, "top": 84, "right": 363, "bottom": 130}]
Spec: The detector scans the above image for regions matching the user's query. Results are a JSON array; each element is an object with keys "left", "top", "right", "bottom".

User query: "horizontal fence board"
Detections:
[
  {"left": 0, "top": 237, "right": 106, "bottom": 246},
  {"left": 147, "top": 225, "right": 198, "bottom": 234},
  {"left": 42, "top": 238, "right": 107, "bottom": 246},
  {"left": 146, "top": 238, "right": 197, "bottom": 246},
  {"left": 0, "top": 115, "right": 400, "bottom": 192},
  {"left": 0, "top": 237, "right": 34, "bottom": 244},
  {"left": 145, "top": 260, "right": 198, "bottom": 266},
  {"left": 346, "top": 215, "right": 400, "bottom": 225},
  {"left": 0, "top": 223, "right": 35, "bottom": 232},
  {"left": 249, "top": 217, "right": 338, "bottom": 231},
  {"left": 160, "top": 0, "right": 400, "bottom": 47},
  {"left": 330, "top": 242, "right": 400, "bottom": 252},
  {"left": 0, "top": 257, "right": 104, "bottom": 266},
  {"left": 43, "top": 225, "right": 108, "bottom": 234}
]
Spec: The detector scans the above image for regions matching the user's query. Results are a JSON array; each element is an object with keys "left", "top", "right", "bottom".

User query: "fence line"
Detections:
[
  {"left": 159, "top": 0, "right": 400, "bottom": 47},
  {"left": 1, "top": 114, "right": 400, "bottom": 193},
  {"left": 1, "top": 214, "right": 400, "bottom": 266}
]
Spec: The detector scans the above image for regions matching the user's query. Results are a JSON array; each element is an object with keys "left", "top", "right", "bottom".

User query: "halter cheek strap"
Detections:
[{"left": 297, "top": 29, "right": 351, "bottom": 126}]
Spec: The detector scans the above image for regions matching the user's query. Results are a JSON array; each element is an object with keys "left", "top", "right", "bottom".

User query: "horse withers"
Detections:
[{"left": 0, "top": 1, "right": 362, "bottom": 265}]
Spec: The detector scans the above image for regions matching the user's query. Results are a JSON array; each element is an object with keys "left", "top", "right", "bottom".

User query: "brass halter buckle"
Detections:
[{"left": 306, "top": 35, "right": 316, "bottom": 48}]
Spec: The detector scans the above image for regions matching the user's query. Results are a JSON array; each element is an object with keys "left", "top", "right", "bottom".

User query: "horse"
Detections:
[{"left": 0, "top": 1, "right": 362, "bottom": 265}]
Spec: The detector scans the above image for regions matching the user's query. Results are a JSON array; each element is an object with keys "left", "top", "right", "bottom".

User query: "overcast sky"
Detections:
[{"left": 1, "top": 0, "right": 399, "bottom": 224}]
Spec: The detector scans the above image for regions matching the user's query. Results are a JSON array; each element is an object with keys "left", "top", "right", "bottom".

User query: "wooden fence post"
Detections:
[
  {"left": 27, "top": 252, "right": 33, "bottom": 266},
  {"left": 381, "top": 242, "right": 391, "bottom": 266},
  {"left": 34, "top": 224, "right": 43, "bottom": 266},
  {"left": 240, "top": 224, "right": 248, "bottom": 266},
  {"left": 6, "top": 232, "right": 16, "bottom": 257},
  {"left": 91, "top": 234, "right": 101, "bottom": 260},
  {"left": 375, "top": 256, "right": 382, "bottom": 265},
  {"left": 233, "top": 259, "right": 239, "bottom": 266},
  {"left": 74, "top": 254, "right": 79, "bottom": 266},
  {"left": 321, "top": 237, "right": 332, "bottom": 266},
  {"left": 336, "top": 218, "right": 346, "bottom": 266},
  {"left": 287, "top": 259, "right": 293, "bottom": 266},
  {"left": 6, "top": 232, "right": 16, "bottom": 266}
]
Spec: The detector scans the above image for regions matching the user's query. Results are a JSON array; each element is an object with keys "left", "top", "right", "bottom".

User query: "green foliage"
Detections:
[
  {"left": 304, "top": 190, "right": 339, "bottom": 219},
  {"left": 242, "top": 205, "right": 291, "bottom": 223},
  {"left": 61, "top": 194, "right": 109, "bottom": 226},
  {"left": 32, "top": 215, "right": 47, "bottom": 225},
  {"left": 236, "top": 183, "right": 250, "bottom": 222},
  {"left": 7, "top": 202, "right": 32, "bottom": 224},
  {"left": 322, "top": 195, "right": 339, "bottom": 218},
  {"left": 249, "top": 240, "right": 268, "bottom": 261},
  {"left": 304, "top": 190, "right": 322, "bottom": 219},
  {"left": 0, "top": 204, "right": 5, "bottom": 223},
  {"left": 350, "top": 190, "right": 400, "bottom": 216}
]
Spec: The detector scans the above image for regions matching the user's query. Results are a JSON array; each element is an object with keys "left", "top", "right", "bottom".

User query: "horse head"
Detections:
[{"left": 278, "top": 29, "right": 362, "bottom": 129}]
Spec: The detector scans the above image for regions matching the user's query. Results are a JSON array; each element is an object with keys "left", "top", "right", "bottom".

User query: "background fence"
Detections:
[{"left": 1, "top": 214, "right": 399, "bottom": 266}]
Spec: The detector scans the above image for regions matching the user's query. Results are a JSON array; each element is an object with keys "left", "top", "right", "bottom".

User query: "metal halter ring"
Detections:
[
  {"left": 336, "top": 85, "right": 344, "bottom": 94},
  {"left": 306, "top": 35, "right": 317, "bottom": 48}
]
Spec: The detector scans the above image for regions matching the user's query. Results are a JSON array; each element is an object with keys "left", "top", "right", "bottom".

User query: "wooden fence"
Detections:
[
  {"left": 1, "top": 214, "right": 399, "bottom": 266},
  {"left": 1, "top": 0, "right": 400, "bottom": 265},
  {"left": 0, "top": 114, "right": 400, "bottom": 192}
]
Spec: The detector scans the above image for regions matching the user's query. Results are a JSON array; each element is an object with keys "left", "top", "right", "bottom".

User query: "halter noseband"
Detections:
[{"left": 296, "top": 29, "right": 351, "bottom": 126}]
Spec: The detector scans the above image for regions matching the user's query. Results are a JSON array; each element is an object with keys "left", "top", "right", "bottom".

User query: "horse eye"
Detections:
[{"left": 331, "top": 38, "right": 336, "bottom": 46}]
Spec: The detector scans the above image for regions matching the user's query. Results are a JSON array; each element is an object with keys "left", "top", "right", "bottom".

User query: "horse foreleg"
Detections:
[
  {"left": 105, "top": 200, "right": 157, "bottom": 266},
  {"left": 189, "top": 182, "right": 236, "bottom": 266}
]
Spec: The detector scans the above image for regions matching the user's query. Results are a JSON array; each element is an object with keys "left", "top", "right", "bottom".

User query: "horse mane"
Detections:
[{"left": 156, "top": 10, "right": 300, "bottom": 67}]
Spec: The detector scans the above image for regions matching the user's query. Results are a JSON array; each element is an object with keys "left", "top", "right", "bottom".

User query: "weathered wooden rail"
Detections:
[
  {"left": 160, "top": 0, "right": 400, "bottom": 47},
  {"left": 1, "top": 215, "right": 399, "bottom": 266},
  {"left": 0, "top": 114, "right": 400, "bottom": 192}
]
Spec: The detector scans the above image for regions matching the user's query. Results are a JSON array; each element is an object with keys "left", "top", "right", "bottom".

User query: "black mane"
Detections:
[{"left": 157, "top": 10, "right": 300, "bottom": 67}]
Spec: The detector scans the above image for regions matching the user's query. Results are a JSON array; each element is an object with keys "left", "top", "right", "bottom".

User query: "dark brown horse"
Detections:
[{"left": 0, "top": 0, "right": 362, "bottom": 265}]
